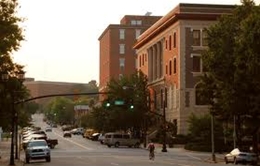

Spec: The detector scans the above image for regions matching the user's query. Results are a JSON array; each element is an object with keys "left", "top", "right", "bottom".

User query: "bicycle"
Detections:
[{"left": 149, "top": 150, "right": 155, "bottom": 160}]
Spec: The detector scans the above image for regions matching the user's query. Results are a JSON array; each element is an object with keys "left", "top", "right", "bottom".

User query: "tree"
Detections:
[
  {"left": 92, "top": 71, "right": 149, "bottom": 137},
  {"left": 0, "top": 0, "right": 26, "bottom": 131},
  {"left": 200, "top": 0, "right": 260, "bottom": 151},
  {"left": 44, "top": 97, "right": 75, "bottom": 125}
]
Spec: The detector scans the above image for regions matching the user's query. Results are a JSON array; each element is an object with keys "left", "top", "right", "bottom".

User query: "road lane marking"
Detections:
[
  {"left": 53, "top": 131, "right": 93, "bottom": 150},
  {"left": 111, "top": 163, "right": 119, "bottom": 166}
]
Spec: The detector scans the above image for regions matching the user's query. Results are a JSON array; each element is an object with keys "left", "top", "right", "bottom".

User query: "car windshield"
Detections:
[{"left": 28, "top": 141, "right": 47, "bottom": 147}]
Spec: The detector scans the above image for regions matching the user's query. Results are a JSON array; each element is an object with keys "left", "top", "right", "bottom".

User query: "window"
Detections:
[
  {"left": 192, "top": 54, "right": 202, "bottom": 72},
  {"left": 192, "top": 30, "right": 201, "bottom": 46},
  {"left": 169, "top": 60, "right": 172, "bottom": 75},
  {"left": 131, "top": 20, "right": 137, "bottom": 25},
  {"left": 142, "top": 54, "right": 144, "bottom": 66},
  {"left": 119, "top": 58, "right": 125, "bottom": 71},
  {"left": 119, "top": 44, "right": 125, "bottom": 54},
  {"left": 169, "top": 36, "right": 172, "bottom": 50},
  {"left": 202, "top": 30, "right": 208, "bottom": 46},
  {"left": 173, "top": 58, "right": 177, "bottom": 74},
  {"left": 139, "top": 56, "right": 141, "bottom": 67},
  {"left": 136, "top": 20, "right": 142, "bottom": 25},
  {"left": 173, "top": 32, "right": 176, "bottom": 48},
  {"left": 165, "top": 65, "right": 168, "bottom": 75},
  {"left": 135, "top": 29, "right": 141, "bottom": 39},
  {"left": 119, "top": 29, "right": 125, "bottom": 40}
]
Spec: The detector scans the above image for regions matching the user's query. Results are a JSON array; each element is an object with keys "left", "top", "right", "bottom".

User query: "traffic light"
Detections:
[
  {"left": 129, "top": 99, "right": 134, "bottom": 110},
  {"left": 105, "top": 102, "right": 111, "bottom": 107},
  {"left": 130, "top": 105, "right": 134, "bottom": 109}
]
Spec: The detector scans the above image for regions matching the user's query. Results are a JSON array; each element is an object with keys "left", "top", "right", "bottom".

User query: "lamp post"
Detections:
[
  {"left": 211, "top": 114, "right": 216, "bottom": 162},
  {"left": 161, "top": 96, "right": 167, "bottom": 152}
]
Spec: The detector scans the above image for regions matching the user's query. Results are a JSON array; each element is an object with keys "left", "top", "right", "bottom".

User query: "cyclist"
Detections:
[{"left": 147, "top": 140, "right": 155, "bottom": 160}]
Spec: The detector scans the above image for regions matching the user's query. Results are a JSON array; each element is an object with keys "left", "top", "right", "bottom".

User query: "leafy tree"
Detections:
[
  {"left": 44, "top": 97, "right": 74, "bottom": 125},
  {"left": 0, "top": 0, "right": 26, "bottom": 131},
  {"left": 90, "top": 71, "right": 149, "bottom": 137},
  {"left": 199, "top": 0, "right": 260, "bottom": 151}
]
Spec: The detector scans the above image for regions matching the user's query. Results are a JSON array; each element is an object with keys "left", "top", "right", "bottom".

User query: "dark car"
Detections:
[
  {"left": 45, "top": 126, "right": 52, "bottom": 132},
  {"left": 63, "top": 131, "right": 72, "bottom": 138}
]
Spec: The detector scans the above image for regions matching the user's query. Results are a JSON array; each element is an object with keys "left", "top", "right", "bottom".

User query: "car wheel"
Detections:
[
  {"left": 234, "top": 157, "right": 238, "bottom": 165},
  {"left": 115, "top": 142, "right": 120, "bottom": 147},
  {"left": 46, "top": 156, "right": 51, "bottom": 162},
  {"left": 224, "top": 157, "right": 228, "bottom": 164},
  {"left": 26, "top": 157, "right": 30, "bottom": 164},
  {"left": 107, "top": 145, "right": 111, "bottom": 148}
]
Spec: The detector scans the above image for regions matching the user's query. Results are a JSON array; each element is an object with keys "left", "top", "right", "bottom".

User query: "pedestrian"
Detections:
[{"left": 147, "top": 140, "right": 155, "bottom": 160}]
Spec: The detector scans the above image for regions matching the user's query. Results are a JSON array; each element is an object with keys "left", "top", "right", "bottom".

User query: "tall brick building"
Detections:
[
  {"left": 133, "top": 3, "right": 234, "bottom": 134},
  {"left": 98, "top": 15, "right": 162, "bottom": 95}
]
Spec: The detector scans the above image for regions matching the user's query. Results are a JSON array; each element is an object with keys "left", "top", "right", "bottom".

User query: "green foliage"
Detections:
[
  {"left": 199, "top": 0, "right": 260, "bottom": 146},
  {"left": 188, "top": 113, "right": 224, "bottom": 143},
  {"left": 0, "top": 0, "right": 25, "bottom": 56},
  {"left": 0, "top": 0, "right": 27, "bottom": 131},
  {"left": 44, "top": 97, "right": 74, "bottom": 125},
  {"left": 89, "top": 71, "right": 149, "bottom": 134}
]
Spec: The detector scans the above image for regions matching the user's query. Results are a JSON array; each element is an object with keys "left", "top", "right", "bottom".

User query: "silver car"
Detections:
[{"left": 224, "top": 148, "right": 258, "bottom": 165}]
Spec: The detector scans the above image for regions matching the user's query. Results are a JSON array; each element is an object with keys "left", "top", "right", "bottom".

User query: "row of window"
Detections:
[
  {"left": 119, "top": 29, "right": 142, "bottom": 40},
  {"left": 192, "top": 29, "right": 208, "bottom": 46},
  {"left": 165, "top": 32, "right": 177, "bottom": 50}
]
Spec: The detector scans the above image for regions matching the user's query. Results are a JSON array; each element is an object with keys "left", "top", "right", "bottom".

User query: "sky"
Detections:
[{"left": 12, "top": 0, "right": 257, "bottom": 84}]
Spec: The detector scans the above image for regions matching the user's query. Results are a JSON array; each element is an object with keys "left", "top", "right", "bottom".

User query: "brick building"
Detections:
[
  {"left": 98, "top": 14, "right": 162, "bottom": 96},
  {"left": 24, "top": 78, "right": 89, "bottom": 107},
  {"left": 133, "top": 3, "right": 234, "bottom": 134}
]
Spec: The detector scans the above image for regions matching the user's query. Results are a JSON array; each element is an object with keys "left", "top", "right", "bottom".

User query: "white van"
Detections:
[{"left": 103, "top": 132, "right": 140, "bottom": 148}]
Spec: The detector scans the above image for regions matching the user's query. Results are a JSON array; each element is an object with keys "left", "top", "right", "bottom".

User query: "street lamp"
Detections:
[{"left": 161, "top": 87, "right": 167, "bottom": 152}]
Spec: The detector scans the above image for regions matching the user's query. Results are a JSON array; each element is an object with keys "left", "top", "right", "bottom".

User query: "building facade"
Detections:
[
  {"left": 133, "top": 3, "right": 234, "bottom": 134},
  {"left": 24, "top": 78, "right": 89, "bottom": 106},
  {"left": 98, "top": 15, "right": 162, "bottom": 97}
]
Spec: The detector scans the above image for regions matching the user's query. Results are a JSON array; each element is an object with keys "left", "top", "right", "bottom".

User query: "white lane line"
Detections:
[
  {"left": 53, "top": 131, "right": 93, "bottom": 150},
  {"left": 186, "top": 154, "right": 202, "bottom": 160},
  {"left": 111, "top": 163, "right": 119, "bottom": 166}
]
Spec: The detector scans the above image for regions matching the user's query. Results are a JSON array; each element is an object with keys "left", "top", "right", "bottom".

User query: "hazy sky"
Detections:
[{"left": 13, "top": 0, "right": 256, "bottom": 84}]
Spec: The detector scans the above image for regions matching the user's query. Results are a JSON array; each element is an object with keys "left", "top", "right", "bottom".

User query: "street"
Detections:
[{"left": 17, "top": 114, "right": 228, "bottom": 166}]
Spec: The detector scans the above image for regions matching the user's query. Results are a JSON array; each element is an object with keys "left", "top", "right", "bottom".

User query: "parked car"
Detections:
[
  {"left": 63, "top": 131, "right": 72, "bottom": 138},
  {"left": 25, "top": 139, "right": 51, "bottom": 163},
  {"left": 45, "top": 126, "right": 52, "bottom": 132},
  {"left": 70, "top": 128, "right": 84, "bottom": 135},
  {"left": 224, "top": 148, "right": 258, "bottom": 165},
  {"left": 103, "top": 132, "right": 140, "bottom": 148},
  {"left": 90, "top": 133, "right": 100, "bottom": 141},
  {"left": 98, "top": 133, "right": 105, "bottom": 144}
]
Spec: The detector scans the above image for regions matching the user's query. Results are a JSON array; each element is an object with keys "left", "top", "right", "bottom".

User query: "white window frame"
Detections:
[
  {"left": 119, "top": 29, "right": 125, "bottom": 40},
  {"left": 131, "top": 20, "right": 137, "bottom": 25},
  {"left": 191, "top": 53, "right": 203, "bottom": 76},
  {"left": 119, "top": 44, "right": 125, "bottom": 54},
  {"left": 136, "top": 20, "right": 142, "bottom": 25},
  {"left": 135, "top": 29, "right": 141, "bottom": 39}
]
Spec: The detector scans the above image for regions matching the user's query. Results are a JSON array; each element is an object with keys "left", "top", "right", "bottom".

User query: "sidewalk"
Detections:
[{"left": 0, "top": 140, "right": 24, "bottom": 166}]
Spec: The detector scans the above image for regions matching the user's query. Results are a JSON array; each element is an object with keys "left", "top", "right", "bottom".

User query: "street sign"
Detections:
[{"left": 114, "top": 100, "right": 124, "bottom": 105}]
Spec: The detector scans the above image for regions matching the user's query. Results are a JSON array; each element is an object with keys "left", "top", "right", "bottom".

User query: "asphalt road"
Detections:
[{"left": 15, "top": 114, "right": 229, "bottom": 166}]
